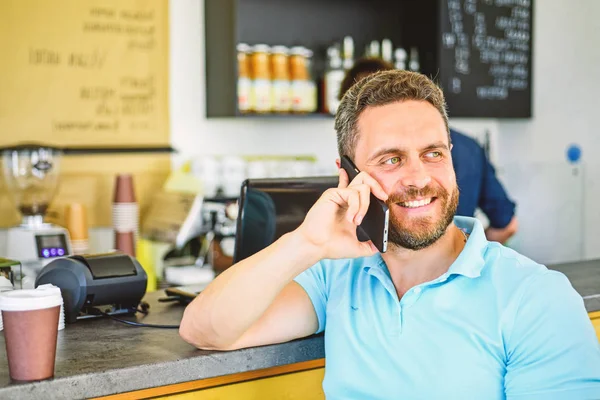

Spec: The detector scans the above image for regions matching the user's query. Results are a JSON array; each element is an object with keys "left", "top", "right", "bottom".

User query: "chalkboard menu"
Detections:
[{"left": 439, "top": 0, "right": 533, "bottom": 118}]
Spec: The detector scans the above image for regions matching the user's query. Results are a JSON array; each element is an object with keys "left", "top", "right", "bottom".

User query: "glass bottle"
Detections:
[
  {"left": 250, "top": 44, "right": 272, "bottom": 113},
  {"left": 270, "top": 45, "right": 291, "bottom": 113},
  {"left": 290, "top": 46, "right": 308, "bottom": 113},
  {"left": 303, "top": 48, "right": 317, "bottom": 113},
  {"left": 324, "top": 45, "right": 345, "bottom": 115},
  {"left": 236, "top": 43, "right": 252, "bottom": 113}
]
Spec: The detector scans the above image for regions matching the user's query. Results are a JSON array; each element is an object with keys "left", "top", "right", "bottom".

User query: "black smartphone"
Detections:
[{"left": 340, "top": 155, "right": 389, "bottom": 253}]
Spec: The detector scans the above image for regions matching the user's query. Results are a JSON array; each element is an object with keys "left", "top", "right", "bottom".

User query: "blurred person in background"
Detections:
[{"left": 339, "top": 58, "right": 518, "bottom": 244}]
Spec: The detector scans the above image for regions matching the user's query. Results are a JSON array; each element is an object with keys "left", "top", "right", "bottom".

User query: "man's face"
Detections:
[{"left": 353, "top": 100, "right": 458, "bottom": 251}]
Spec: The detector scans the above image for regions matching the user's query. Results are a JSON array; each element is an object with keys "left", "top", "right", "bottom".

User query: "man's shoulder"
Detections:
[
  {"left": 482, "top": 242, "right": 549, "bottom": 285},
  {"left": 480, "top": 243, "right": 577, "bottom": 306}
]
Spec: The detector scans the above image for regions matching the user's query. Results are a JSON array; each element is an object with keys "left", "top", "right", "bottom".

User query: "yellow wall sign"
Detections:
[{"left": 0, "top": 0, "right": 169, "bottom": 147}]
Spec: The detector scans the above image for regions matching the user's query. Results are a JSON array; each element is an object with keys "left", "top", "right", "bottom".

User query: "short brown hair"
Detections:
[
  {"left": 338, "top": 58, "right": 394, "bottom": 100},
  {"left": 335, "top": 70, "right": 450, "bottom": 159}
]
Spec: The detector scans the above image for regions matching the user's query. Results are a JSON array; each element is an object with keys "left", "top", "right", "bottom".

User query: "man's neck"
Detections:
[{"left": 381, "top": 224, "right": 466, "bottom": 300}]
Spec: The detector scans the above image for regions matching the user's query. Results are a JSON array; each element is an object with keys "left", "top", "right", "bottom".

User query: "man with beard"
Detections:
[{"left": 180, "top": 70, "right": 600, "bottom": 399}]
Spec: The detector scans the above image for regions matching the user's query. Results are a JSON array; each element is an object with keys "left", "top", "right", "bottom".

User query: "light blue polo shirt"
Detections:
[{"left": 294, "top": 216, "right": 600, "bottom": 399}]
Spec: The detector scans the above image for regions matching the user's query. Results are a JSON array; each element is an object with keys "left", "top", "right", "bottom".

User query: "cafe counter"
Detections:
[
  {"left": 0, "top": 290, "right": 325, "bottom": 400},
  {"left": 0, "top": 259, "right": 599, "bottom": 400}
]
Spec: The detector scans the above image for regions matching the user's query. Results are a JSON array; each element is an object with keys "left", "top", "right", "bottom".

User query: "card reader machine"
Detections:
[{"left": 35, "top": 253, "right": 147, "bottom": 323}]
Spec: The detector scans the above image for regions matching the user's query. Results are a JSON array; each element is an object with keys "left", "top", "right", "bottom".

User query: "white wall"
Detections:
[
  {"left": 170, "top": 0, "right": 599, "bottom": 264},
  {"left": 496, "top": 0, "right": 600, "bottom": 262}
]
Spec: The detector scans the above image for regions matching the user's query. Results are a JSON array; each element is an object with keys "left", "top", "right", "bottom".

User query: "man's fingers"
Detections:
[
  {"left": 344, "top": 190, "right": 360, "bottom": 224},
  {"left": 338, "top": 168, "right": 349, "bottom": 189},
  {"left": 347, "top": 171, "right": 388, "bottom": 201},
  {"left": 326, "top": 187, "right": 362, "bottom": 225},
  {"left": 352, "top": 184, "right": 371, "bottom": 225}
]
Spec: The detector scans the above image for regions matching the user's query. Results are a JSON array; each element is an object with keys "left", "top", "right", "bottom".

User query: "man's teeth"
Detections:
[{"left": 400, "top": 198, "right": 432, "bottom": 208}]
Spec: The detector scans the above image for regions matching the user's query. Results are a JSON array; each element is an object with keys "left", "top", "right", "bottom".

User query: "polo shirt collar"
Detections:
[
  {"left": 362, "top": 216, "right": 488, "bottom": 279},
  {"left": 448, "top": 216, "right": 487, "bottom": 279}
]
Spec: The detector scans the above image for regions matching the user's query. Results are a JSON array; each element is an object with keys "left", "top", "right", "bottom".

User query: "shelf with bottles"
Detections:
[
  {"left": 204, "top": 0, "right": 438, "bottom": 118},
  {"left": 236, "top": 43, "right": 319, "bottom": 116},
  {"left": 234, "top": 38, "right": 423, "bottom": 118}
]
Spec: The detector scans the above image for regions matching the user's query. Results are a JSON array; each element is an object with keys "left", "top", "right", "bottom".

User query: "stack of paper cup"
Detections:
[
  {"left": 112, "top": 174, "right": 138, "bottom": 257},
  {"left": 36, "top": 284, "right": 65, "bottom": 331},
  {"left": 65, "top": 203, "right": 89, "bottom": 255}
]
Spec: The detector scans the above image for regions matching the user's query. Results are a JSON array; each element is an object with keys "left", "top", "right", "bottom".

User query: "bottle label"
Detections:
[
  {"left": 253, "top": 79, "right": 272, "bottom": 112},
  {"left": 291, "top": 80, "right": 305, "bottom": 112},
  {"left": 325, "top": 70, "right": 345, "bottom": 115},
  {"left": 271, "top": 80, "right": 291, "bottom": 112},
  {"left": 304, "top": 82, "right": 317, "bottom": 113},
  {"left": 237, "top": 78, "right": 252, "bottom": 112}
]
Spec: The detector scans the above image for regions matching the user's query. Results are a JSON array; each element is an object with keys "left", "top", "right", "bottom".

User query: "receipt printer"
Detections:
[{"left": 35, "top": 253, "right": 147, "bottom": 323}]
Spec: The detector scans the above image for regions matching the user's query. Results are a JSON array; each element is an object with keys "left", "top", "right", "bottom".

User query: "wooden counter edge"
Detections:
[{"left": 91, "top": 358, "right": 326, "bottom": 400}]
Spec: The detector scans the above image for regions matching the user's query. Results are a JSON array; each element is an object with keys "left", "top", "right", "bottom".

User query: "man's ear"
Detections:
[
  {"left": 450, "top": 143, "right": 454, "bottom": 151},
  {"left": 335, "top": 158, "right": 341, "bottom": 169}
]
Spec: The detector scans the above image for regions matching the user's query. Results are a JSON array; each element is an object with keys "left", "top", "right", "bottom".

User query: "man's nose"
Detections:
[{"left": 400, "top": 159, "right": 431, "bottom": 189}]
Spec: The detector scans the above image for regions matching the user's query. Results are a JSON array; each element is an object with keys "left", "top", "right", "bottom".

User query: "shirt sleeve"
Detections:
[
  {"left": 294, "top": 261, "right": 328, "bottom": 334},
  {"left": 504, "top": 270, "right": 600, "bottom": 400},
  {"left": 478, "top": 151, "right": 516, "bottom": 229}
]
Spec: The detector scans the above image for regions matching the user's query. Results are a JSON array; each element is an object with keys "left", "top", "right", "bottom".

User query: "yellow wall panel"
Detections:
[
  {"left": 0, "top": 0, "right": 169, "bottom": 147},
  {"left": 158, "top": 368, "right": 325, "bottom": 400},
  {"left": 589, "top": 313, "right": 600, "bottom": 342}
]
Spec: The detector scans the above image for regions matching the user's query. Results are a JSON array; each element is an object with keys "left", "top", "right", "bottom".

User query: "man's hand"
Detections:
[
  {"left": 485, "top": 216, "right": 518, "bottom": 244},
  {"left": 179, "top": 169, "right": 389, "bottom": 351},
  {"left": 296, "top": 168, "right": 388, "bottom": 260}
]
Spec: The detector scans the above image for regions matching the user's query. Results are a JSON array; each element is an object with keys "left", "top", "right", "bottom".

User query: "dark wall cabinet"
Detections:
[{"left": 205, "top": 0, "right": 533, "bottom": 119}]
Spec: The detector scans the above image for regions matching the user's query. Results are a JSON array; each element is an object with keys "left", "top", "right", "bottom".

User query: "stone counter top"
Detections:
[
  {"left": 548, "top": 259, "right": 600, "bottom": 312},
  {"left": 0, "top": 291, "right": 324, "bottom": 400}
]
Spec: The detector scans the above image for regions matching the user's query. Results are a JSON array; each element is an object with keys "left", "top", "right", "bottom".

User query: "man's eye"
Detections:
[
  {"left": 425, "top": 151, "right": 442, "bottom": 159},
  {"left": 384, "top": 157, "right": 401, "bottom": 165}
]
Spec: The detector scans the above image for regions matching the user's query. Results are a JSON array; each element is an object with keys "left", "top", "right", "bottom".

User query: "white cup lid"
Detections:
[
  {"left": 0, "top": 289, "right": 62, "bottom": 311},
  {"left": 36, "top": 284, "right": 62, "bottom": 295}
]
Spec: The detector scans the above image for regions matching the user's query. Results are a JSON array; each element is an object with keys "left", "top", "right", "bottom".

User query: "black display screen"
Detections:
[
  {"left": 233, "top": 176, "right": 338, "bottom": 263},
  {"left": 35, "top": 234, "right": 68, "bottom": 259}
]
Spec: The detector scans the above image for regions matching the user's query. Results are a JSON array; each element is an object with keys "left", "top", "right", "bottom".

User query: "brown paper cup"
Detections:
[
  {"left": 0, "top": 290, "right": 62, "bottom": 382},
  {"left": 115, "top": 231, "right": 136, "bottom": 257}
]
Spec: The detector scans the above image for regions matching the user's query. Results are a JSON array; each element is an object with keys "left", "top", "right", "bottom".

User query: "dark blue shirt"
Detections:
[{"left": 450, "top": 129, "right": 516, "bottom": 228}]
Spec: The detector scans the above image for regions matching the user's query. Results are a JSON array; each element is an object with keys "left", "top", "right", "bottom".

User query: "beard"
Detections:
[{"left": 386, "top": 183, "right": 459, "bottom": 251}]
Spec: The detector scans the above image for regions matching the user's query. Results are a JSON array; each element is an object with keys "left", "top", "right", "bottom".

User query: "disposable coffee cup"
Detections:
[
  {"left": 0, "top": 289, "right": 62, "bottom": 381},
  {"left": 0, "top": 276, "right": 14, "bottom": 331},
  {"left": 36, "top": 284, "right": 65, "bottom": 331}
]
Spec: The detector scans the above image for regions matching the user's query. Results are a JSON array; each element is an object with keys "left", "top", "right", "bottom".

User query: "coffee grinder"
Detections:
[{"left": 0, "top": 144, "right": 72, "bottom": 287}]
